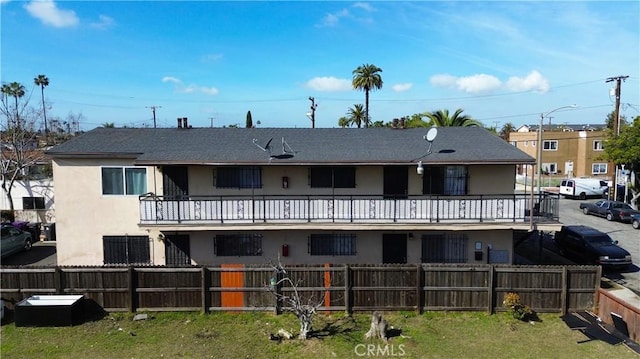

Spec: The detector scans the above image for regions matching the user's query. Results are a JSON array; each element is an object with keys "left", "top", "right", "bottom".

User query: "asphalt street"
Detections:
[{"left": 558, "top": 196, "right": 640, "bottom": 291}]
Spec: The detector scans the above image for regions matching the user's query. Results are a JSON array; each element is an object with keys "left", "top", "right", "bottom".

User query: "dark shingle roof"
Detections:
[{"left": 45, "top": 127, "right": 534, "bottom": 165}]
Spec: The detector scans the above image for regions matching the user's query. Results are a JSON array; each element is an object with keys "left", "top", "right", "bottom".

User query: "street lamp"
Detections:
[{"left": 536, "top": 105, "right": 578, "bottom": 195}]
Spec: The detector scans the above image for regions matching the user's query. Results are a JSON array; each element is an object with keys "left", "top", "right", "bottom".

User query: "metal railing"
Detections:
[{"left": 139, "top": 193, "right": 559, "bottom": 225}]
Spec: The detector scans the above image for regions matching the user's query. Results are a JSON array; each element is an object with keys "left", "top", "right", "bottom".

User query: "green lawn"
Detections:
[{"left": 1, "top": 311, "right": 636, "bottom": 358}]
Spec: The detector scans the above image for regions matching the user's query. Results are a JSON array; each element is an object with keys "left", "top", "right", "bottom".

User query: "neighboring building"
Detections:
[
  {"left": 0, "top": 179, "right": 55, "bottom": 224},
  {"left": 509, "top": 124, "right": 610, "bottom": 181},
  {"left": 46, "top": 126, "right": 557, "bottom": 267}
]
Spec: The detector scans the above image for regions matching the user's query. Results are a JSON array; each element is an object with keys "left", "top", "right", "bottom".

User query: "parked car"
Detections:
[
  {"left": 632, "top": 214, "right": 640, "bottom": 230},
  {"left": 579, "top": 200, "right": 640, "bottom": 222},
  {"left": 1, "top": 223, "right": 33, "bottom": 259},
  {"left": 554, "top": 225, "right": 632, "bottom": 270}
]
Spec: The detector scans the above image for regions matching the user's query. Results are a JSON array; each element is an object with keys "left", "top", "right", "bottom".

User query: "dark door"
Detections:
[
  {"left": 383, "top": 166, "right": 408, "bottom": 199},
  {"left": 382, "top": 233, "right": 407, "bottom": 264},
  {"left": 163, "top": 166, "right": 189, "bottom": 199},
  {"left": 165, "top": 234, "right": 191, "bottom": 266}
]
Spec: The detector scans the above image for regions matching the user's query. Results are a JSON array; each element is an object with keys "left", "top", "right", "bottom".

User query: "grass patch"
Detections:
[{"left": 1, "top": 311, "right": 637, "bottom": 358}]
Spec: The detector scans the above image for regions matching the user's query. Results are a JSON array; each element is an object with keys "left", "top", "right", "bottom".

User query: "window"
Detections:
[
  {"left": 103, "top": 235, "right": 150, "bottom": 265},
  {"left": 309, "top": 233, "right": 356, "bottom": 255},
  {"left": 216, "top": 167, "right": 262, "bottom": 188},
  {"left": 421, "top": 234, "right": 468, "bottom": 263},
  {"left": 510, "top": 141, "right": 517, "bottom": 147},
  {"left": 22, "top": 196, "right": 45, "bottom": 210},
  {"left": 422, "top": 165, "right": 467, "bottom": 195},
  {"left": 593, "top": 140, "right": 604, "bottom": 151},
  {"left": 524, "top": 140, "right": 528, "bottom": 147},
  {"left": 309, "top": 167, "right": 356, "bottom": 188},
  {"left": 214, "top": 234, "right": 262, "bottom": 256},
  {"left": 542, "top": 140, "right": 558, "bottom": 150},
  {"left": 102, "top": 167, "right": 147, "bottom": 195},
  {"left": 542, "top": 163, "right": 557, "bottom": 174},
  {"left": 592, "top": 163, "right": 607, "bottom": 174}
]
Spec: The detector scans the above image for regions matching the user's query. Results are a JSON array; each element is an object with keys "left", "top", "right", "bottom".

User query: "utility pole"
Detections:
[
  {"left": 146, "top": 105, "right": 161, "bottom": 128},
  {"left": 308, "top": 97, "right": 318, "bottom": 128},
  {"left": 605, "top": 75, "right": 628, "bottom": 201}
]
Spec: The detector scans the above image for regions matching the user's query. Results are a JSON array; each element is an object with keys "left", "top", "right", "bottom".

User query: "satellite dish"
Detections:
[{"left": 424, "top": 127, "right": 438, "bottom": 142}]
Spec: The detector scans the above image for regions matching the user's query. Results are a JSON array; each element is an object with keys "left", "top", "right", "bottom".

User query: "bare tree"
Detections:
[
  {"left": 267, "top": 258, "right": 326, "bottom": 339},
  {"left": 0, "top": 106, "right": 45, "bottom": 212}
]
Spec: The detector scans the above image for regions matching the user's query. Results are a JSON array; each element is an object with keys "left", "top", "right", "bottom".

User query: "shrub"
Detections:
[{"left": 502, "top": 292, "right": 538, "bottom": 322}]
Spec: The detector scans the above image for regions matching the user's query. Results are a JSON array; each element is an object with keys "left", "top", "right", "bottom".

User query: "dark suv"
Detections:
[{"left": 554, "top": 225, "right": 631, "bottom": 270}]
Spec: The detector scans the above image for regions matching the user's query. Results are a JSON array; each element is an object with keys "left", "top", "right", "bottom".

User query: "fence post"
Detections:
[
  {"left": 201, "top": 266, "right": 210, "bottom": 314},
  {"left": 594, "top": 265, "right": 602, "bottom": 313},
  {"left": 54, "top": 266, "right": 62, "bottom": 294},
  {"left": 487, "top": 265, "right": 495, "bottom": 314},
  {"left": 127, "top": 266, "right": 135, "bottom": 313},
  {"left": 560, "top": 266, "right": 568, "bottom": 315},
  {"left": 344, "top": 264, "right": 351, "bottom": 315},
  {"left": 416, "top": 264, "right": 423, "bottom": 314}
]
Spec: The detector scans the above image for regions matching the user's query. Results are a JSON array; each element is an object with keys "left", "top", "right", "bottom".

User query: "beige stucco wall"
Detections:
[
  {"left": 52, "top": 158, "right": 159, "bottom": 265},
  {"left": 182, "top": 164, "right": 515, "bottom": 197},
  {"left": 53, "top": 160, "right": 516, "bottom": 266},
  {"left": 183, "top": 229, "right": 512, "bottom": 266}
]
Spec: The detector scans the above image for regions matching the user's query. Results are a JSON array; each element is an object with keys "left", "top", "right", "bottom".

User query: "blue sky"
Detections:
[{"left": 1, "top": 1, "right": 638, "bottom": 130}]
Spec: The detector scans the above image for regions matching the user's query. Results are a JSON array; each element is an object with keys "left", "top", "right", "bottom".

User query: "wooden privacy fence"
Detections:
[{"left": 0, "top": 264, "right": 601, "bottom": 314}]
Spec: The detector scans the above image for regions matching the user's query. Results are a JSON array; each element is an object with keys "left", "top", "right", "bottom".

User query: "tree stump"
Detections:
[{"left": 364, "top": 311, "right": 388, "bottom": 342}]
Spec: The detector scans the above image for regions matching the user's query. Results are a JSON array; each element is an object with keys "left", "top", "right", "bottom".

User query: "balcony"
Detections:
[{"left": 139, "top": 193, "right": 559, "bottom": 225}]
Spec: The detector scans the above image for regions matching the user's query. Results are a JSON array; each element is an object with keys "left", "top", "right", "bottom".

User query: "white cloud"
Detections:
[
  {"left": 24, "top": 0, "right": 79, "bottom": 28},
  {"left": 353, "top": 2, "right": 375, "bottom": 12},
  {"left": 162, "top": 76, "right": 219, "bottom": 96},
  {"left": 392, "top": 83, "right": 412, "bottom": 92},
  {"left": 318, "top": 9, "right": 349, "bottom": 27},
  {"left": 430, "top": 74, "right": 457, "bottom": 88},
  {"left": 162, "top": 76, "right": 181, "bottom": 84},
  {"left": 90, "top": 15, "right": 114, "bottom": 30},
  {"left": 456, "top": 74, "right": 502, "bottom": 93},
  {"left": 305, "top": 76, "right": 352, "bottom": 92},
  {"left": 505, "top": 70, "right": 550, "bottom": 93},
  {"left": 430, "top": 71, "right": 550, "bottom": 94}
]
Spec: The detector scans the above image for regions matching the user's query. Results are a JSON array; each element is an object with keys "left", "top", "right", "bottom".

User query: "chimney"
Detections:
[
  {"left": 177, "top": 118, "right": 183, "bottom": 128},
  {"left": 183, "top": 117, "right": 189, "bottom": 128},
  {"left": 392, "top": 118, "right": 399, "bottom": 128},
  {"left": 400, "top": 117, "right": 406, "bottom": 129}
]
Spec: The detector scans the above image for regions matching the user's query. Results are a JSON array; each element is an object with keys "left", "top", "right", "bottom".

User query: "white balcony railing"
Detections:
[{"left": 139, "top": 194, "right": 559, "bottom": 225}]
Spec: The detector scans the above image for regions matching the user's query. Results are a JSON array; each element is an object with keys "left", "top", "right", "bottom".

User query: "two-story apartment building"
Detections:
[
  {"left": 46, "top": 126, "right": 557, "bottom": 267},
  {"left": 509, "top": 124, "right": 609, "bottom": 180}
]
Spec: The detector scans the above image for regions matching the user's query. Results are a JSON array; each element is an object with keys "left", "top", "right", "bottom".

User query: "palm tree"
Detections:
[
  {"left": 424, "top": 108, "right": 482, "bottom": 127},
  {"left": 337, "top": 116, "right": 350, "bottom": 128},
  {"left": 499, "top": 122, "right": 516, "bottom": 141},
  {"left": 352, "top": 64, "right": 383, "bottom": 127},
  {"left": 34, "top": 75, "right": 50, "bottom": 133},
  {"left": 1, "top": 82, "right": 26, "bottom": 127},
  {"left": 347, "top": 104, "right": 366, "bottom": 128}
]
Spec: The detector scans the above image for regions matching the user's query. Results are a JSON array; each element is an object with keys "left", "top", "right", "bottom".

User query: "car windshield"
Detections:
[{"left": 586, "top": 235, "right": 613, "bottom": 245}]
